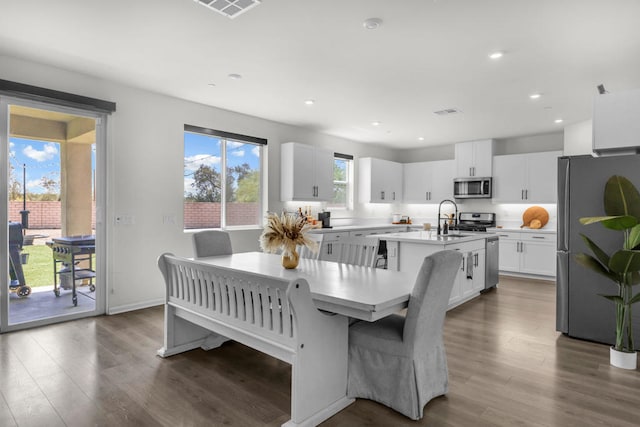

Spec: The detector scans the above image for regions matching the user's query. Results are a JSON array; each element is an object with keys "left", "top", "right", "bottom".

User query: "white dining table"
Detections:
[
  {"left": 197, "top": 252, "right": 416, "bottom": 321},
  {"left": 169, "top": 251, "right": 417, "bottom": 426}
]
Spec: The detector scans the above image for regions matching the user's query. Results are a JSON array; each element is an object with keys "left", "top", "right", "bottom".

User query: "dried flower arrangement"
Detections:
[{"left": 259, "top": 212, "right": 319, "bottom": 257}]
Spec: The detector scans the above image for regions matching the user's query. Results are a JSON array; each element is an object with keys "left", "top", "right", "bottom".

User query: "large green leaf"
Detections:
[
  {"left": 627, "top": 224, "right": 640, "bottom": 249},
  {"left": 579, "top": 233, "right": 610, "bottom": 268},
  {"left": 579, "top": 215, "right": 637, "bottom": 230},
  {"left": 609, "top": 250, "right": 640, "bottom": 275},
  {"left": 575, "top": 253, "right": 617, "bottom": 282},
  {"left": 604, "top": 175, "right": 640, "bottom": 218},
  {"left": 629, "top": 292, "right": 640, "bottom": 305},
  {"left": 599, "top": 294, "right": 624, "bottom": 304}
]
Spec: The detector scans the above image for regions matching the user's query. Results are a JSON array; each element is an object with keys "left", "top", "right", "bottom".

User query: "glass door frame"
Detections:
[{"left": 0, "top": 96, "right": 108, "bottom": 332}]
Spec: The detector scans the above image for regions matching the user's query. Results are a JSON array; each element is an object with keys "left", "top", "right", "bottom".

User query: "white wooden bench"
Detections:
[{"left": 156, "top": 253, "right": 352, "bottom": 427}]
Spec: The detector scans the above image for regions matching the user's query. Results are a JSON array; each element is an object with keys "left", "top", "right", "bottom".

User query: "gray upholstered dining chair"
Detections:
[
  {"left": 347, "top": 250, "right": 462, "bottom": 420},
  {"left": 192, "top": 230, "right": 233, "bottom": 258}
]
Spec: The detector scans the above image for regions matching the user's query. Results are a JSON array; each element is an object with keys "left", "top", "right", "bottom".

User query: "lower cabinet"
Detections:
[
  {"left": 317, "top": 232, "right": 348, "bottom": 262},
  {"left": 448, "top": 242, "right": 485, "bottom": 308},
  {"left": 386, "top": 238, "right": 486, "bottom": 309},
  {"left": 497, "top": 231, "right": 556, "bottom": 277}
]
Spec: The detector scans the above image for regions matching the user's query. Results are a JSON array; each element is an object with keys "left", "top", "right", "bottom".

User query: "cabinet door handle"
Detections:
[
  {"left": 426, "top": 191, "right": 429, "bottom": 201},
  {"left": 474, "top": 253, "right": 478, "bottom": 266},
  {"left": 461, "top": 257, "right": 465, "bottom": 271},
  {"left": 521, "top": 189, "right": 524, "bottom": 200},
  {"left": 393, "top": 191, "right": 396, "bottom": 200},
  {"left": 381, "top": 191, "right": 385, "bottom": 200},
  {"left": 328, "top": 243, "right": 332, "bottom": 255},
  {"left": 532, "top": 236, "right": 546, "bottom": 239},
  {"left": 525, "top": 189, "right": 528, "bottom": 200}
]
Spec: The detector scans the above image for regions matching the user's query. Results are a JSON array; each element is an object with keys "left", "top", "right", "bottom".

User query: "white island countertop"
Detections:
[{"left": 378, "top": 231, "right": 492, "bottom": 246}]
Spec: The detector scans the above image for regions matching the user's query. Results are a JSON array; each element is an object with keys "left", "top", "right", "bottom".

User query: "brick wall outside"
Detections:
[
  {"left": 9, "top": 201, "right": 96, "bottom": 229},
  {"left": 9, "top": 200, "right": 258, "bottom": 229},
  {"left": 184, "top": 202, "right": 260, "bottom": 229}
]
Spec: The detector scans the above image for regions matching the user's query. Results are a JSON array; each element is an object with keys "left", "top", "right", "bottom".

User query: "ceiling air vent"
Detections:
[
  {"left": 194, "top": 0, "right": 261, "bottom": 19},
  {"left": 433, "top": 108, "right": 461, "bottom": 116}
]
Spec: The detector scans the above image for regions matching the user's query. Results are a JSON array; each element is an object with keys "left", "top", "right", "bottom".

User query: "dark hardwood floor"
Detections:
[{"left": 1, "top": 276, "right": 639, "bottom": 426}]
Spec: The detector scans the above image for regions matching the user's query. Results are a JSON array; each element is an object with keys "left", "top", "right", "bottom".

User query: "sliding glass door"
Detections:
[{"left": 1, "top": 97, "right": 107, "bottom": 332}]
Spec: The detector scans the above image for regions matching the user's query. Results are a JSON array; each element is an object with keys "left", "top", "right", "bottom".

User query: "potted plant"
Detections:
[
  {"left": 576, "top": 175, "right": 640, "bottom": 369},
  {"left": 259, "top": 212, "right": 318, "bottom": 269}
]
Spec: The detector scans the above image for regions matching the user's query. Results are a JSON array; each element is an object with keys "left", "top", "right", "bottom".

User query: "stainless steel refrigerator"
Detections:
[{"left": 557, "top": 154, "right": 640, "bottom": 348}]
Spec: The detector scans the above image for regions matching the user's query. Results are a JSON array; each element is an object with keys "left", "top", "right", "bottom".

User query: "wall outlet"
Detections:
[{"left": 114, "top": 215, "right": 135, "bottom": 225}]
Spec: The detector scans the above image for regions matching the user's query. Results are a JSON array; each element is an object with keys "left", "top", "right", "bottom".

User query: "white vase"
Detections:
[{"left": 610, "top": 347, "right": 638, "bottom": 370}]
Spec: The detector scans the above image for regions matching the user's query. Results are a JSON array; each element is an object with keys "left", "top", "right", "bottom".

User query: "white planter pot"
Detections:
[{"left": 610, "top": 347, "right": 638, "bottom": 370}]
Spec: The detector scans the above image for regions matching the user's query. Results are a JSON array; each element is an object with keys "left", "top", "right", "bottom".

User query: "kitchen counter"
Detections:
[
  {"left": 309, "top": 224, "right": 416, "bottom": 233},
  {"left": 380, "top": 231, "right": 491, "bottom": 246},
  {"left": 489, "top": 227, "right": 556, "bottom": 234},
  {"left": 383, "top": 231, "right": 492, "bottom": 310}
]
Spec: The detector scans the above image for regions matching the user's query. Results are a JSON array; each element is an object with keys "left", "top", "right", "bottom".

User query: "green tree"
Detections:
[
  {"left": 8, "top": 163, "right": 22, "bottom": 201},
  {"left": 236, "top": 170, "right": 259, "bottom": 202},
  {"left": 188, "top": 164, "right": 222, "bottom": 202},
  {"left": 187, "top": 163, "right": 254, "bottom": 202}
]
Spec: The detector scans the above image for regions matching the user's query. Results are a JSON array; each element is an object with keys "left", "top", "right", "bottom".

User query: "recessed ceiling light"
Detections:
[
  {"left": 530, "top": 93, "right": 542, "bottom": 99},
  {"left": 489, "top": 51, "right": 504, "bottom": 60},
  {"left": 228, "top": 73, "right": 242, "bottom": 80},
  {"left": 418, "top": 137, "right": 425, "bottom": 141},
  {"left": 555, "top": 119, "right": 564, "bottom": 124},
  {"left": 304, "top": 99, "right": 315, "bottom": 105},
  {"left": 371, "top": 121, "right": 381, "bottom": 126},
  {"left": 208, "top": 83, "right": 216, "bottom": 87},
  {"left": 363, "top": 18, "right": 383, "bottom": 30}
]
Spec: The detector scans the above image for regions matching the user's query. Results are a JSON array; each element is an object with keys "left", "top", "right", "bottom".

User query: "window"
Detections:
[
  {"left": 183, "top": 125, "right": 265, "bottom": 229},
  {"left": 328, "top": 153, "right": 353, "bottom": 209}
]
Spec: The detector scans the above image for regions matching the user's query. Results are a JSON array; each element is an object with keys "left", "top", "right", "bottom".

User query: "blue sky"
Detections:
[
  {"left": 9, "top": 137, "right": 96, "bottom": 194},
  {"left": 183, "top": 132, "right": 261, "bottom": 195},
  {"left": 9, "top": 137, "right": 61, "bottom": 194}
]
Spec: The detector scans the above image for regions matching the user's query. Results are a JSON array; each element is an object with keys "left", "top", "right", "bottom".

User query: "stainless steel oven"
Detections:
[{"left": 453, "top": 177, "right": 492, "bottom": 199}]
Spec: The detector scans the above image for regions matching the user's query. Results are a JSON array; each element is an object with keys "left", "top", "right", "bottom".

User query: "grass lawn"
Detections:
[{"left": 20, "top": 245, "right": 55, "bottom": 288}]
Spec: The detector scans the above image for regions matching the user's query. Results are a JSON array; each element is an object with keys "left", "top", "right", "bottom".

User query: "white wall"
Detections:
[
  {"left": 564, "top": 120, "right": 593, "bottom": 156},
  {"left": 0, "top": 55, "right": 398, "bottom": 312}
]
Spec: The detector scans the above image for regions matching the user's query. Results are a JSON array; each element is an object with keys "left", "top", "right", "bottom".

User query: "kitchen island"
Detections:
[{"left": 383, "top": 231, "right": 494, "bottom": 309}]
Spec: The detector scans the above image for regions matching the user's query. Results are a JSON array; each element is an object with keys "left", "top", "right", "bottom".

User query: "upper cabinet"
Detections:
[
  {"left": 359, "top": 157, "right": 403, "bottom": 203},
  {"left": 281, "top": 142, "right": 334, "bottom": 201},
  {"left": 403, "top": 160, "right": 455, "bottom": 203},
  {"left": 455, "top": 139, "right": 494, "bottom": 177},
  {"left": 492, "top": 151, "right": 562, "bottom": 203}
]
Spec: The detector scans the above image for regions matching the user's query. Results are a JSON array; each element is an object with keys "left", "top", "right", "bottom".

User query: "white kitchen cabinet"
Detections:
[
  {"left": 455, "top": 139, "right": 494, "bottom": 178},
  {"left": 317, "top": 231, "right": 348, "bottom": 262},
  {"left": 281, "top": 142, "right": 334, "bottom": 201},
  {"left": 403, "top": 160, "right": 454, "bottom": 203},
  {"left": 359, "top": 157, "right": 403, "bottom": 203},
  {"left": 384, "top": 236, "right": 487, "bottom": 309},
  {"left": 497, "top": 231, "right": 556, "bottom": 277},
  {"left": 492, "top": 151, "right": 561, "bottom": 203},
  {"left": 454, "top": 245, "right": 486, "bottom": 306}
]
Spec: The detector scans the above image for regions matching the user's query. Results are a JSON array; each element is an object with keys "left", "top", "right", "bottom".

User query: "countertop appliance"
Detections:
[
  {"left": 452, "top": 212, "right": 498, "bottom": 290},
  {"left": 317, "top": 211, "right": 331, "bottom": 228},
  {"left": 557, "top": 154, "right": 640, "bottom": 347},
  {"left": 453, "top": 177, "right": 492, "bottom": 199}
]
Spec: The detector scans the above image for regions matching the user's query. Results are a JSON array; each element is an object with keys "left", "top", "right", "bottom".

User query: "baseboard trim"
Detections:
[{"left": 108, "top": 298, "right": 164, "bottom": 315}]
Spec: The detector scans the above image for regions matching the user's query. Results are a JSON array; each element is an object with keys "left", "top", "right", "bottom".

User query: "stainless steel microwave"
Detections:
[{"left": 453, "top": 177, "right": 492, "bottom": 199}]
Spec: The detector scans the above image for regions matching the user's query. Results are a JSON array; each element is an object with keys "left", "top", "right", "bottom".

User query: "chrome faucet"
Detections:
[{"left": 437, "top": 199, "right": 458, "bottom": 235}]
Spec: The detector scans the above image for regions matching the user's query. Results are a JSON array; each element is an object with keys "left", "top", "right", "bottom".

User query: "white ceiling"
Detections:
[{"left": 2, "top": 0, "right": 640, "bottom": 149}]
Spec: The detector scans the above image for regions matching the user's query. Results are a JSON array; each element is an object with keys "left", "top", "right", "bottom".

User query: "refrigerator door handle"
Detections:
[{"left": 557, "top": 157, "right": 570, "bottom": 252}]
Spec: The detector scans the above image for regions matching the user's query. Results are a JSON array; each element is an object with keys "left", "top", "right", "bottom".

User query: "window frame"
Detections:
[
  {"left": 329, "top": 152, "right": 354, "bottom": 211},
  {"left": 183, "top": 124, "right": 267, "bottom": 230}
]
